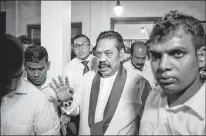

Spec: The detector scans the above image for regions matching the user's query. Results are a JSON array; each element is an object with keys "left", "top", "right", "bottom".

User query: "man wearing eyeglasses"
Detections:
[
  {"left": 63, "top": 34, "right": 97, "bottom": 135},
  {"left": 124, "top": 41, "right": 157, "bottom": 88},
  {"left": 50, "top": 31, "right": 151, "bottom": 135}
]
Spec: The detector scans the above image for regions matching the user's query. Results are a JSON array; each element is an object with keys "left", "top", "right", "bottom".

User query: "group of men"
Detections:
[{"left": 1, "top": 10, "right": 205, "bottom": 135}]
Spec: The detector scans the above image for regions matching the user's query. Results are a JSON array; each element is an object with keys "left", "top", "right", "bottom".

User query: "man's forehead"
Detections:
[
  {"left": 96, "top": 38, "right": 118, "bottom": 51},
  {"left": 149, "top": 35, "right": 191, "bottom": 53},
  {"left": 74, "top": 37, "right": 89, "bottom": 43},
  {"left": 26, "top": 59, "right": 47, "bottom": 67}
]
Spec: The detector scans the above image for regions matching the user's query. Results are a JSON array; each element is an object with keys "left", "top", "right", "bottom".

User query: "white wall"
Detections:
[
  {"left": 1, "top": 1, "right": 40, "bottom": 37},
  {"left": 41, "top": 1, "right": 71, "bottom": 80},
  {"left": 71, "top": 1, "right": 91, "bottom": 39},
  {"left": 17, "top": 1, "right": 41, "bottom": 37},
  {"left": 114, "top": 24, "right": 154, "bottom": 40},
  {"left": 1, "top": 1, "right": 17, "bottom": 36},
  {"left": 71, "top": 1, "right": 206, "bottom": 46}
]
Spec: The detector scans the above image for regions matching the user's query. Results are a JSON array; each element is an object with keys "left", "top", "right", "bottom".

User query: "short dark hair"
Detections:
[
  {"left": 18, "top": 35, "right": 34, "bottom": 45},
  {"left": 131, "top": 41, "right": 148, "bottom": 55},
  {"left": 0, "top": 34, "right": 24, "bottom": 76},
  {"left": 72, "top": 34, "right": 91, "bottom": 45},
  {"left": 96, "top": 31, "right": 124, "bottom": 51},
  {"left": 24, "top": 45, "right": 48, "bottom": 64},
  {"left": 148, "top": 10, "right": 205, "bottom": 50}
]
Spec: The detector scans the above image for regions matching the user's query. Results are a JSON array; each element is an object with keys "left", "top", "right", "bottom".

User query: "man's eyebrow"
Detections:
[
  {"left": 149, "top": 46, "right": 187, "bottom": 54},
  {"left": 28, "top": 66, "right": 44, "bottom": 69}
]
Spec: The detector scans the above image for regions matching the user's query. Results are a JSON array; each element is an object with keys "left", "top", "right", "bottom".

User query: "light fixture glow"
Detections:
[{"left": 113, "top": 0, "right": 123, "bottom": 16}]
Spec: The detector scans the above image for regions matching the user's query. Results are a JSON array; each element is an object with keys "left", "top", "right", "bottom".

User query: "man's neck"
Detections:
[
  {"left": 131, "top": 61, "right": 143, "bottom": 71},
  {"left": 28, "top": 77, "right": 46, "bottom": 89},
  {"left": 166, "top": 75, "right": 203, "bottom": 107},
  {"left": 77, "top": 54, "right": 90, "bottom": 61}
]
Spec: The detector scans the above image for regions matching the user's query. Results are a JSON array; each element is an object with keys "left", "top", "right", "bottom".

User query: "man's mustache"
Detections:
[
  {"left": 98, "top": 61, "right": 111, "bottom": 68},
  {"left": 136, "top": 63, "right": 144, "bottom": 66}
]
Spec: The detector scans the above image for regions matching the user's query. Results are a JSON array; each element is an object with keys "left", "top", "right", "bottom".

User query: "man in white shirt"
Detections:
[
  {"left": 124, "top": 41, "right": 157, "bottom": 88},
  {"left": 63, "top": 34, "right": 97, "bottom": 92},
  {"left": 139, "top": 10, "right": 206, "bottom": 135},
  {"left": 24, "top": 45, "right": 60, "bottom": 132},
  {"left": 63, "top": 34, "right": 97, "bottom": 135},
  {"left": 50, "top": 31, "right": 151, "bottom": 135},
  {"left": 0, "top": 34, "right": 59, "bottom": 135}
]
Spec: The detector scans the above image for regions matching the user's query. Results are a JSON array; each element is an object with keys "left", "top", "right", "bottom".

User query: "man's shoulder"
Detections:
[
  {"left": 83, "top": 70, "right": 96, "bottom": 80},
  {"left": 65, "top": 58, "right": 79, "bottom": 68},
  {"left": 22, "top": 80, "right": 49, "bottom": 102},
  {"left": 63, "top": 58, "right": 80, "bottom": 74},
  {"left": 126, "top": 68, "right": 142, "bottom": 81},
  {"left": 123, "top": 60, "right": 131, "bottom": 68}
]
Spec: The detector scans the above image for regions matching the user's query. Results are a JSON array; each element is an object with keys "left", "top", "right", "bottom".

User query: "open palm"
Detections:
[{"left": 49, "top": 76, "right": 73, "bottom": 102}]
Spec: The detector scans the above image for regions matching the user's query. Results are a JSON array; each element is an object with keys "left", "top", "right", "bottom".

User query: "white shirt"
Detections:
[
  {"left": 139, "top": 83, "right": 206, "bottom": 135},
  {"left": 24, "top": 78, "right": 59, "bottom": 110},
  {"left": 1, "top": 78, "right": 60, "bottom": 135},
  {"left": 24, "top": 77, "right": 60, "bottom": 123},
  {"left": 95, "top": 71, "right": 118, "bottom": 123},
  {"left": 123, "top": 59, "right": 157, "bottom": 88},
  {"left": 63, "top": 54, "right": 96, "bottom": 94}
]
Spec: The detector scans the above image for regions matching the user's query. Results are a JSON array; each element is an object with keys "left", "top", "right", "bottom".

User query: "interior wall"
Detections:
[
  {"left": 1, "top": 1, "right": 40, "bottom": 37},
  {"left": 71, "top": 1, "right": 206, "bottom": 46},
  {"left": 71, "top": 1, "right": 91, "bottom": 39},
  {"left": 2, "top": 1, "right": 205, "bottom": 44},
  {"left": 17, "top": 1, "right": 41, "bottom": 37}
]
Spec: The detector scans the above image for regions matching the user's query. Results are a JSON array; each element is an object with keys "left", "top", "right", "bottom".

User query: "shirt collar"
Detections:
[
  {"left": 129, "top": 59, "right": 146, "bottom": 71},
  {"left": 77, "top": 54, "right": 94, "bottom": 64},
  {"left": 163, "top": 83, "right": 205, "bottom": 120},
  {"left": 101, "top": 70, "right": 118, "bottom": 81},
  {"left": 184, "top": 83, "right": 205, "bottom": 120},
  {"left": 23, "top": 77, "right": 49, "bottom": 90},
  {"left": 40, "top": 78, "right": 50, "bottom": 90}
]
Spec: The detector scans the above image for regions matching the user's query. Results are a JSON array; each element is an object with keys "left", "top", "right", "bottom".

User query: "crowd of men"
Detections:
[{"left": 1, "top": 10, "right": 205, "bottom": 135}]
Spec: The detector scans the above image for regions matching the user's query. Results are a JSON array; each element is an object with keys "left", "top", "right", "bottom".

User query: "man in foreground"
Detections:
[
  {"left": 0, "top": 34, "right": 60, "bottom": 135},
  {"left": 50, "top": 31, "right": 151, "bottom": 135},
  {"left": 63, "top": 34, "right": 97, "bottom": 135},
  {"left": 139, "top": 10, "right": 205, "bottom": 135}
]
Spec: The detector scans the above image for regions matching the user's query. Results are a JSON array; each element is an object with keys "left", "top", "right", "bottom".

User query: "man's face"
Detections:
[
  {"left": 73, "top": 37, "right": 91, "bottom": 60},
  {"left": 131, "top": 45, "right": 147, "bottom": 70},
  {"left": 95, "top": 39, "right": 123, "bottom": 77},
  {"left": 149, "top": 33, "right": 200, "bottom": 94},
  {"left": 25, "top": 58, "right": 50, "bottom": 86}
]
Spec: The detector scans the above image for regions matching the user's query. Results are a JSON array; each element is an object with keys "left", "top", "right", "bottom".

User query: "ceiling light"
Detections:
[{"left": 113, "top": 0, "right": 123, "bottom": 16}]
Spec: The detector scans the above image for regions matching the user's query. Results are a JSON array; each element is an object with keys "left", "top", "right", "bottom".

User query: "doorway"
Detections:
[{"left": 0, "top": 11, "right": 6, "bottom": 34}]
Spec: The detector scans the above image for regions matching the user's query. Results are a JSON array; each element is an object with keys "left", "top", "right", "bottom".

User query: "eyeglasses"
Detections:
[
  {"left": 94, "top": 51, "right": 114, "bottom": 58},
  {"left": 73, "top": 43, "right": 89, "bottom": 50}
]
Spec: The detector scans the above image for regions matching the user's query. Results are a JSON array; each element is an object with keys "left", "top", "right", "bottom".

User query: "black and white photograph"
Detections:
[{"left": 0, "top": 1, "right": 205, "bottom": 135}]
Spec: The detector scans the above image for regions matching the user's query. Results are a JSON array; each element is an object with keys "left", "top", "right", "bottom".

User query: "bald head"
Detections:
[
  {"left": 131, "top": 41, "right": 147, "bottom": 55},
  {"left": 131, "top": 41, "right": 148, "bottom": 70}
]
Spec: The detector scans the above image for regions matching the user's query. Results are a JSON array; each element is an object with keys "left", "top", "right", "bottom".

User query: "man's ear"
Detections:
[
  {"left": 119, "top": 48, "right": 125, "bottom": 62},
  {"left": 47, "top": 61, "right": 50, "bottom": 70},
  {"left": 197, "top": 46, "right": 206, "bottom": 68},
  {"left": 90, "top": 45, "right": 93, "bottom": 52}
]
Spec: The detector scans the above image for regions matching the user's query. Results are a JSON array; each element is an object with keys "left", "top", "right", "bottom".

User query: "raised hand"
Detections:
[{"left": 49, "top": 76, "right": 74, "bottom": 102}]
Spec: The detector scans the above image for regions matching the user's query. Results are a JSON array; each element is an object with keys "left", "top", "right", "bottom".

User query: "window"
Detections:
[{"left": 27, "top": 24, "right": 41, "bottom": 45}]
